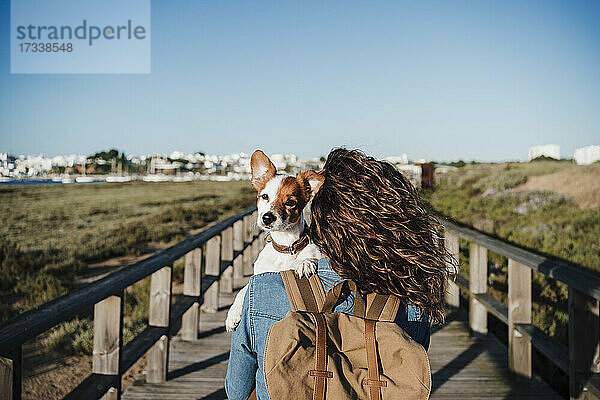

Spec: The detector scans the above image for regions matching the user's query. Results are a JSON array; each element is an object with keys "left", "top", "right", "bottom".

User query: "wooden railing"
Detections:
[
  {"left": 441, "top": 217, "right": 600, "bottom": 400},
  {"left": 0, "top": 207, "right": 263, "bottom": 400}
]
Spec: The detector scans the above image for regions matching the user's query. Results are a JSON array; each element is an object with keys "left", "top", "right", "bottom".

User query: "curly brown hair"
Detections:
[{"left": 310, "top": 148, "right": 456, "bottom": 324}]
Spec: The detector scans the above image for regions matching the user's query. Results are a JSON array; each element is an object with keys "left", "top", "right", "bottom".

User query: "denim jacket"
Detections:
[{"left": 225, "top": 258, "right": 431, "bottom": 400}]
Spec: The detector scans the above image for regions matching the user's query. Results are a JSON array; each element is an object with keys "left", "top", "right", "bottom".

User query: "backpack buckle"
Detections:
[
  {"left": 309, "top": 370, "right": 333, "bottom": 379},
  {"left": 362, "top": 377, "right": 387, "bottom": 387}
]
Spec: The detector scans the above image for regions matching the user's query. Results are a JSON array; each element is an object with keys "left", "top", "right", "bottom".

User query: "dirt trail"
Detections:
[{"left": 514, "top": 163, "right": 600, "bottom": 210}]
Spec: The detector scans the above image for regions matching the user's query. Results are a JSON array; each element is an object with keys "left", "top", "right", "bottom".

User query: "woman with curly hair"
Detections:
[{"left": 226, "top": 148, "right": 455, "bottom": 400}]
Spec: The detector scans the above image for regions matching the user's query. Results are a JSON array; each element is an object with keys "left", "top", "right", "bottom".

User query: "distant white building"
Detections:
[
  {"left": 574, "top": 145, "right": 600, "bottom": 165},
  {"left": 528, "top": 144, "right": 560, "bottom": 161},
  {"left": 384, "top": 153, "right": 408, "bottom": 165}
]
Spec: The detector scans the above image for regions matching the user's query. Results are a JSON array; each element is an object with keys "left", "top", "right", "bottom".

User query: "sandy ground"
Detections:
[
  {"left": 514, "top": 163, "right": 600, "bottom": 210},
  {"left": 23, "top": 344, "right": 147, "bottom": 400}
]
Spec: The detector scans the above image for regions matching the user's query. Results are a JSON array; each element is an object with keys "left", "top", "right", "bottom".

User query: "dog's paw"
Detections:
[
  {"left": 225, "top": 305, "right": 242, "bottom": 332},
  {"left": 294, "top": 258, "right": 318, "bottom": 278}
]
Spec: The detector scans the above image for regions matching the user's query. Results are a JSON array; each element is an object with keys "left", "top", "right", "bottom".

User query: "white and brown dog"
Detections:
[{"left": 225, "top": 150, "right": 324, "bottom": 332}]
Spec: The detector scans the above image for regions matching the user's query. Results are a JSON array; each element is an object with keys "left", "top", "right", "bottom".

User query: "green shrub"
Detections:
[
  {"left": 42, "top": 318, "right": 93, "bottom": 355},
  {"left": 473, "top": 170, "right": 527, "bottom": 191}
]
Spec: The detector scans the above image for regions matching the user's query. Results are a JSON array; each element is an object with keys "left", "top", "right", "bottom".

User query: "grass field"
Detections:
[{"left": 0, "top": 180, "right": 256, "bottom": 322}]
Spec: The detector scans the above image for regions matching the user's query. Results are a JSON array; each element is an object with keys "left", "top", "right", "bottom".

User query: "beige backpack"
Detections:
[{"left": 263, "top": 271, "right": 431, "bottom": 400}]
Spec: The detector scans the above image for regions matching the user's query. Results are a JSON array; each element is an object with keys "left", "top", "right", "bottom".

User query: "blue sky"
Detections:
[{"left": 1, "top": 0, "right": 599, "bottom": 161}]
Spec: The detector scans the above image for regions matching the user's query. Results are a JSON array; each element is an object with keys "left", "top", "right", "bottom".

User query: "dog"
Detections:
[{"left": 225, "top": 150, "right": 324, "bottom": 332}]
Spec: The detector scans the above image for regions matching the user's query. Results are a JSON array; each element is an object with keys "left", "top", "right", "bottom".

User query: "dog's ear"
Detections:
[
  {"left": 251, "top": 150, "right": 276, "bottom": 192},
  {"left": 297, "top": 170, "right": 324, "bottom": 200}
]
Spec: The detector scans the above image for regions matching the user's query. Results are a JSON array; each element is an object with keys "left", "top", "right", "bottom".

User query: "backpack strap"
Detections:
[
  {"left": 309, "top": 313, "right": 332, "bottom": 400},
  {"left": 366, "top": 294, "right": 402, "bottom": 321},
  {"left": 321, "top": 280, "right": 367, "bottom": 317},
  {"left": 363, "top": 294, "right": 401, "bottom": 399},
  {"left": 364, "top": 320, "right": 386, "bottom": 400},
  {"left": 280, "top": 271, "right": 332, "bottom": 399},
  {"left": 280, "top": 270, "right": 326, "bottom": 312}
]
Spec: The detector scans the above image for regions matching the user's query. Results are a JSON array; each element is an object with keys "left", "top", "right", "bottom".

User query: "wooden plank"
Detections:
[
  {"left": 242, "top": 246, "right": 253, "bottom": 277},
  {"left": 514, "top": 323, "right": 569, "bottom": 374},
  {"left": 451, "top": 275, "right": 508, "bottom": 324},
  {"left": 122, "top": 326, "right": 165, "bottom": 373},
  {"left": 93, "top": 294, "right": 122, "bottom": 399},
  {"left": 0, "top": 346, "right": 20, "bottom": 400},
  {"left": 474, "top": 293, "right": 508, "bottom": 325},
  {"left": 93, "top": 295, "right": 122, "bottom": 375},
  {"left": 149, "top": 266, "right": 172, "bottom": 328},
  {"left": 508, "top": 259, "right": 532, "bottom": 378},
  {"left": 183, "top": 248, "right": 202, "bottom": 297},
  {"left": 220, "top": 227, "right": 234, "bottom": 293},
  {"left": 201, "top": 236, "right": 221, "bottom": 313},
  {"left": 147, "top": 335, "right": 169, "bottom": 384},
  {"left": 0, "top": 207, "right": 257, "bottom": 354},
  {"left": 439, "top": 218, "right": 600, "bottom": 301},
  {"left": 242, "top": 215, "right": 254, "bottom": 275},
  {"left": 251, "top": 211, "right": 260, "bottom": 262},
  {"left": 569, "top": 288, "right": 600, "bottom": 400},
  {"left": 169, "top": 295, "right": 198, "bottom": 331},
  {"left": 232, "top": 220, "right": 244, "bottom": 288},
  {"left": 181, "top": 248, "right": 202, "bottom": 341},
  {"left": 259, "top": 231, "right": 266, "bottom": 249},
  {"left": 148, "top": 267, "right": 172, "bottom": 385},
  {"left": 445, "top": 231, "right": 460, "bottom": 308},
  {"left": 0, "top": 355, "right": 12, "bottom": 400},
  {"left": 252, "top": 237, "right": 260, "bottom": 265},
  {"left": 181, "top": 303, "right": 199, "bottom": 342},
  {"left": 469, "top": 242, "right": 488, "bottom": 334}
]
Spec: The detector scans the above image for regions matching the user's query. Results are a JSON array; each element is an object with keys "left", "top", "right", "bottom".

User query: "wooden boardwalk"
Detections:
[{"left": 123, "top": 291, "right": 561, "bottom": 400}]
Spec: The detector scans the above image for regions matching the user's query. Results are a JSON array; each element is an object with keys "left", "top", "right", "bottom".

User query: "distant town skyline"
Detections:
[
  {"left": 3, "top": 142, "right": 599, "bottom": 164},
  {"left": 1, "top": 1, "right": 600, "bottom": 162}
]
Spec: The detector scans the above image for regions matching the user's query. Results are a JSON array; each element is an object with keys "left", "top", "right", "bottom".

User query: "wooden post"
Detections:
[
  {"left": 0, "top": 346, "right": 21, "bottom": 400},
  {"left": 147, "top": 335, "right": 168, "bottom": 384},
  {"left": 469, "top": 242, "right": 488, "bottom": 334},
  {"left": 444, "top": 231, "right": 460, "bottom": 308},
  {"left": 202, "top": 236, "right": 221, "bottom": 313},
  {"left": 259, "top": 231, "right": 267, "bottom": 249},
  {"left": 251, "top": 211, "right": 260, "bottom": 262},
  {"left": 508, "top": 259, "right": 532, "bottom": 378},
  {"left": 242, "top": 215, "right": 254, "bottom": 276},
  {"left": 93, "top": 294, "right": 123, "bottom": 399},
  {"left": 233, "top": 220, "right": 244, "bottom": 289},
  {"left": 0, "top": 355, "right": 12, "bottom": 400},
  {"left": 569, "top": 288, "right": 600, "bottom": 400},
  {"left": 147, "top": 266, "right": 172, "bottom": 384},
  {"left": 220, "top": 227, "right": 234, "bottom": 293},
  {"left": 181, "top": 248, "right": 202, "bottom": 341}
]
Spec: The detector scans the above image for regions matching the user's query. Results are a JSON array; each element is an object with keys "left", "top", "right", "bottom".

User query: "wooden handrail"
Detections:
[
  {"left": 440, "top": 218, "right": 600, "bottom": 300},
  {"left": 0, "top": 206, "right": 262, "bottom": 400},
  {"left": 440, "top": 215, "right": 600, "bottom": 400}
]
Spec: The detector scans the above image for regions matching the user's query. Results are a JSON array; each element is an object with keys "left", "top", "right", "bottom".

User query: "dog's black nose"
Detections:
[{"left": 262, "top": 212, "right": 276, "bottom": 226}]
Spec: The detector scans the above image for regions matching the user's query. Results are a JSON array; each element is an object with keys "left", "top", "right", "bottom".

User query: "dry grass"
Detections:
[
  {"left": 513, "top": 163, "right": 600, "bottom": 210},
  {"left": 0, "top": 180, "right": 256, "bottom": 321}
]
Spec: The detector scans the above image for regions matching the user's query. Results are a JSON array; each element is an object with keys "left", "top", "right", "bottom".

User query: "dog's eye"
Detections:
[
  {"left": 285, "top": 199, "right": 297, "bottom": 207},
  {"left": 261, "top": 194, "right": 269, "bottom": 201}
]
